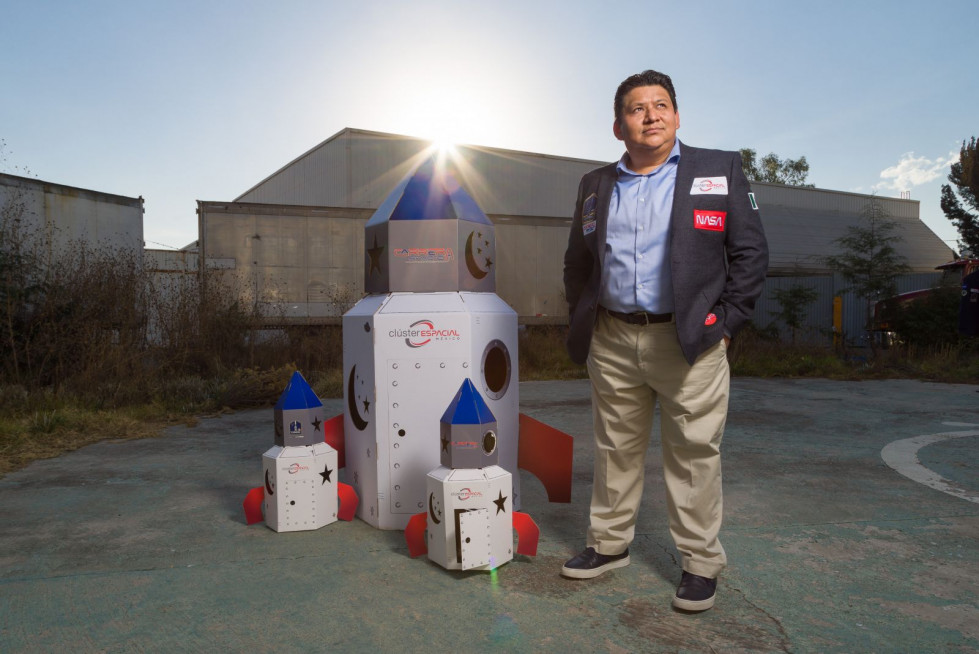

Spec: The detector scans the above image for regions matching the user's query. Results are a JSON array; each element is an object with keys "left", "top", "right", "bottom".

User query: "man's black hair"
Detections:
[{"left": 614, "top": 70, "right": 678, "bottom": 121}]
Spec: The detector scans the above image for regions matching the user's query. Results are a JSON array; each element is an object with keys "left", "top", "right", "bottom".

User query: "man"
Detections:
[{"left": 561, "top": 70, "right": 768, "bottom": 612}]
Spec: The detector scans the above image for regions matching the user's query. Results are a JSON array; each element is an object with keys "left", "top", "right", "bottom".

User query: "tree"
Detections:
[
  {"left": 770, "top": 284, "right": 819, "bottom": 344},
  {"left": 940, "top": 137, "right": 979, "bottom": 256},
  {"left": 823, "top": 195, "right": 910, "bottom": 356},
  {"left": 740, "top": 148, "right": 814, "bottom": 187}
]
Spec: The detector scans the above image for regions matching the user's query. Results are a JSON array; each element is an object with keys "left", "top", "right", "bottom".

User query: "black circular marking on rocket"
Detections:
[
  {"left": 481, "top": 339, "right": 511, "bottom": 400},
  {"left": 465, "top": 231, "right": 489, "bottom": 280},
  {"left": 398, "top": 429, "right": 406, "bottom": 437},
  {"left": 265, "top": 469, "right": 274, "bottom": 495},
  {"left": 428, "top": 492, "right": 442, "bottom": 525},
  {"left": 290, "top": 501, "right": 296, "bottom": 505},
  {"left": 364, "top": 322, "right": 371, "bottom": 332},
  {"left": 347, "top": 364, "right": 369, "bottom": 431},
  {"left": 482, "top": 430, "right": 497, "bottom": 455}
]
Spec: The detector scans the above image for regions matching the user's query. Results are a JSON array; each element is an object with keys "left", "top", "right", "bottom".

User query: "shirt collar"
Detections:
[{"left": 616, "top": 139, "right": 682, "bottom": 176}]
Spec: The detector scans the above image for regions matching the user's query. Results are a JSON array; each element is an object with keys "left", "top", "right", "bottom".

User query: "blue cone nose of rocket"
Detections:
[
  {"left": 363, "top": 150, "right": 496, "bottom": 294},
  {"left": 388, "top": 158, "right": 457, "bottom": 222},
  {"left": 367, "top": 153, "right": 492, "bottom": 227},
  {"left": 441, "top": 378, "right": 496, "bottom": 426}
]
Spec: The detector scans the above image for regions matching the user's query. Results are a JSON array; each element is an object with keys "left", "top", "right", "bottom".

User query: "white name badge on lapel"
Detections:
[{"left": 691, "top": 177, "right": 728, "bottom": 195}]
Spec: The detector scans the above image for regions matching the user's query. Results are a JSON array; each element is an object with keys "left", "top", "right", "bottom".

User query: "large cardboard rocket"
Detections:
[{"left": 342, "top": 152, "right": 574, "bottom": 531}]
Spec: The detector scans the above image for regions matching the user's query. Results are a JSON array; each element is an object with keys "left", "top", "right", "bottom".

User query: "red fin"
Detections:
[
  {"left": 512, "top": 512, "right": 540, "bottom": 556},
  {"left": 337, "top": 482, "right": 358, "bottom": 521},
  {"left": 404, "top": 512, "right": 429, "bottom": 558},
  {"left": 323, "top": 414, "right": 345, "bottom": 468},
  {"left": 518, "top": 413, "right": 574, "bottom": 503},
  {"left": 243, "top": 487, "right": 265, "bottom": 525}
]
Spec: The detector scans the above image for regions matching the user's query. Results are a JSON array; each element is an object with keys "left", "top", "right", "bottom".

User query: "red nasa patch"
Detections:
[
  {"left": 694, "top": 210, "right": 726, "bottom": 232},
  {"left": 704, "top": 313, "right": 717, "bottom": 326}
]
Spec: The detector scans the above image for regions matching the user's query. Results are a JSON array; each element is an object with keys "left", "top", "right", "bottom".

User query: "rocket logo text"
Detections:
[
  {"left": 452, "top": 487, "right": 483, "bottom": 501},
  {"left": 390, "top": 319, "right": 462, "bottom": 348}
]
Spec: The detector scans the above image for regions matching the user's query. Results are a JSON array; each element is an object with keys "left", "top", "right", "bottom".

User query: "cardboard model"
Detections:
[
  {"left": 242, "top": 371, "right": 357, "bottom": 531},
  {"left": 426, "top": 379, "right": 513, "bottom": 570},
  {"left": 343, "top": 153, "right": 519, "bottom": 530}
]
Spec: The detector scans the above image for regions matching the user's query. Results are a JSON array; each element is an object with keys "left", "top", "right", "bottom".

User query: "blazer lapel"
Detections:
[
  {"left": 671, "top": 141, "right": 696, "bottom": 229},
  {"left": 596, "top": 164, "right": 616, "bottom": 266}
]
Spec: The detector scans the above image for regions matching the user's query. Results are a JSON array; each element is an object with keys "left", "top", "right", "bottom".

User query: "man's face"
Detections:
[{"left": 613, "top": 84, "right": 680, "bottom": 161}]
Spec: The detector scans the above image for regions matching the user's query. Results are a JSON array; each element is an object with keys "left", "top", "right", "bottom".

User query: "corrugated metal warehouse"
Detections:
[{"left": 190, "top": 128, "right": 955, "bottom": 343}]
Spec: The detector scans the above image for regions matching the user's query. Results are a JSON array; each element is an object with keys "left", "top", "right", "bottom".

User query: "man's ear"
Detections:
[{"left": 612, "top": 119, "right": 623, "bottom": 141}]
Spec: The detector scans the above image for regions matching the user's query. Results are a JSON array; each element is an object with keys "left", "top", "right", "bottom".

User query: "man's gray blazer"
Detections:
[{"left": 563, "top": 142, "right": 769, "bottom": 366}]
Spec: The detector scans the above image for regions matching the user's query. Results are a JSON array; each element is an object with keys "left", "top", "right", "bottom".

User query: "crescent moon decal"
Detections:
[
  {"left": 347, "top": 364, "right": 369, "bottom": 431},
  {"left": 429, "top": 492, "right": 442, "bottom": 525},
  {"left": 465, "top": 231, "right": 489, "bottom": 280},
  {"left": 265, "top": 469, "right": 274, "bottom": 495}
]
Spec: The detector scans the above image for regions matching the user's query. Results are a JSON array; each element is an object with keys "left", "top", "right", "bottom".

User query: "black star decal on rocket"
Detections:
[
  {"left": 484, "top": 257, "right": 493, "bottom": 269},
  {"left": 441, "top": 434, "right": 450, "bottom": 453},
  {"left": 320, "top": 464, "right": 333, "bottom": 484},
  {"left": 362, "top": 398, "right": 370, "bottom": 414},
  {"left": 367, "top": 234, "right": 385, "bottom": 276},
  {"left": 312, "top": 417, "right": 322, "bottom": 432},
  {"left": 494, "top": 490, "right": 508, "bottom": 514}
]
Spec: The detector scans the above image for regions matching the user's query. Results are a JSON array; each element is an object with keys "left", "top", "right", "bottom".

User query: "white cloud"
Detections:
[{"left": 875, "top": 151, "right": 958, "bottom": 192}]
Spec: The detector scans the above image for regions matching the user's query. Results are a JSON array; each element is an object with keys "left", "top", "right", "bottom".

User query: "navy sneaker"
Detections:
[
  {"left": 560, "top": 547, "right": 630, "bottom": 579},
  {"left": 672, "top": 571, "right": 717, "bottom": 611}
]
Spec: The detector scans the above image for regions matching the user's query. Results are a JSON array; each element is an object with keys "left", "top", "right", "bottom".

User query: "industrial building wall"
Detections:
[
  {"left": 0, "top": 172, "right": 144, "bottom": 260},
  {"left": 754, "top": 272, "right": 947, "bottom": 346},
  {"left": 197, "top": 201, "right": 572, "bottom": 322},
  {"left": 235, "top": 130, "right": 952, "bottom": 276}
]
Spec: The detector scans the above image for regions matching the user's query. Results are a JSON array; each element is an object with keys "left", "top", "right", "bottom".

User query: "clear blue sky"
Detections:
[{"left": 2, "top": 0, "right": 975, "bottom": 252}]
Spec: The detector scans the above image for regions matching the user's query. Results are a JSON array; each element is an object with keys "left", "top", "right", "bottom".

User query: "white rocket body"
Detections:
[
  {"left": 262, "top": 442, "right": 339, "bottom": 532},
  {"left": 425, "top": 465, "right": 513, "bottom": 571},
  {"left": 343, "top": 292, "right": 518, "bottom": 529}
]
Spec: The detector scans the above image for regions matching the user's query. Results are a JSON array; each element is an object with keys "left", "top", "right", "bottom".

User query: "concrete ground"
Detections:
[{"left": 1, "top": 378, "right": 977, "bottom": 653}]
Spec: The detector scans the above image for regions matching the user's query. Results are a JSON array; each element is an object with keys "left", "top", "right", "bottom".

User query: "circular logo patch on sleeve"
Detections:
[{"left": 704, "top": 313, "right": 717, "bottom": 326}]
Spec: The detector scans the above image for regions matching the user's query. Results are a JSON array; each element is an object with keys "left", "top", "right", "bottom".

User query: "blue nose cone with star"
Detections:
[
  {"left": 438, "top": 378, "right": 499, "bottom": 469},
  {"left": 364, "top": 152, "right": 496, "bottom": 294},
  {"left": 273, "top": 371, "right": 325, "bottom": 447}
]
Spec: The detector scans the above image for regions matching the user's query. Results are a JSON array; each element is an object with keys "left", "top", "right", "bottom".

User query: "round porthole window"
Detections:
[
  {"left": 482, "top": 430, "right": 497, "bottom": 455},
  {"left": 480, "top": 339, "right": 511, "bottom": 400}
]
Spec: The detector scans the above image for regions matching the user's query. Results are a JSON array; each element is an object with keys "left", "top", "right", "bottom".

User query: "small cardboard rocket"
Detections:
[
  {"left": 242, "top": 371, "right": 357, "bottom": 531},
  {"left": 405, "top": 379, "right": 539, "bottom": 571}
]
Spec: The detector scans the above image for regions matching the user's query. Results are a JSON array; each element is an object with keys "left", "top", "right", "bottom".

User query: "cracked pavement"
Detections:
[{"left": 0, "top": 378, "right": 977, "bottom": 653}]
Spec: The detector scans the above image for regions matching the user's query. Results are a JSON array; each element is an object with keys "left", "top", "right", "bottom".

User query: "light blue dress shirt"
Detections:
[{"left": 599, "top": 139, "right": 681, "bottom": 314}]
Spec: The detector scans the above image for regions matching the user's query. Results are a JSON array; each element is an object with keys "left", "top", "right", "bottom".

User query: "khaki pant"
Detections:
[{"left": 585, "top": 311, "right": 730, "bottom": 578}]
